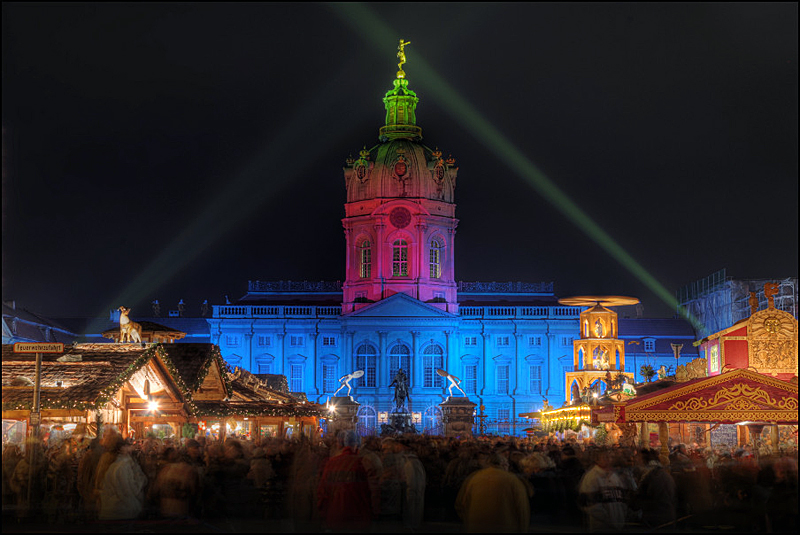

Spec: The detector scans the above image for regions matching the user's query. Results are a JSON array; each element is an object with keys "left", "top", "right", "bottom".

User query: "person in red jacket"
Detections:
[{"left": 317, "top": 430, "right": 372, "bottom": 531}]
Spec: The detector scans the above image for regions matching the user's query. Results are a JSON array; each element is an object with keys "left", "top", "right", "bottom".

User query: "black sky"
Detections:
[{"left": 2, "top": 2, "right": 797, "bottom": 320}]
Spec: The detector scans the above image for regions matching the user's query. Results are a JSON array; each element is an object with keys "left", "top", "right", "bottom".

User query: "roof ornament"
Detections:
[
  {"left": 749, "top": 291, "right": 759, "bottom": 316},
  {"left": 118, "top": 306, "right": 143, "bottom": 344},
  {"left": 764, "top": 282, "right": 779, "bottom": 309},
  {"left": 397, "top": 39, "right": 411, "bottom": 79}
]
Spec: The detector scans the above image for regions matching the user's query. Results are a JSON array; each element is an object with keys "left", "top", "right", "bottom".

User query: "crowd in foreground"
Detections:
[{"left": 1, "top": 429, "right": 797, "bottom": 532}]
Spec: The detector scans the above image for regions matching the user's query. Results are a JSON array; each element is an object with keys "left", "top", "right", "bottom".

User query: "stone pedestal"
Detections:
[
  {"left": 327, "top": 396, "right": 360, "bottom": 437},
  {"left": 380, "top": 410, "right": 417, "bottom": 436},
  {"left": 441, "top": 396, "right": 477, "bottom": 438}
]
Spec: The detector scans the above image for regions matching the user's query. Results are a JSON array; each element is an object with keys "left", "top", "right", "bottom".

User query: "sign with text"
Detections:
[{"left": 12, "top": 342, "right": 65, "bottom": 353}]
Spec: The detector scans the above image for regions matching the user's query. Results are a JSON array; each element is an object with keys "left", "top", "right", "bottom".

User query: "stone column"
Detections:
[
  {"left": 276, "top": 332, "right": 286, "bottom": 376},
  {"left": 639, "top": 421, "right": 648, "bottom": 447},
  {"left": 410, "top": 331, "right": 420, "bottom": 395},
  {"left": 441, "top": 396, "right": 477, "bottom": 438},
  {"left": 378, "top": 331, "right": 388, "bottom": 393},
  {"left": 310, "top": 332, "right": 319, "bottom": 396},
  {"left": 245, "top": 329, "right": 254, "bottom": 372},
  {"left": 770, "top": 424, "right": 779, "bottom": 452},
  {"left": 658, "top": 422, "right": 670, "bottom": 466}
]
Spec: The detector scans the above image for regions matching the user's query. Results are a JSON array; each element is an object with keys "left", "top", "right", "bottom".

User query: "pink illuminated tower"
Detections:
[{"left": 342, "top": 65, "right": 459, "bottom": 314}]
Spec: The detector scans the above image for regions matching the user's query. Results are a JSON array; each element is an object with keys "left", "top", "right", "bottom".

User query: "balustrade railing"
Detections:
[
  {"left": 458, "top": 306, "right": 581, "bottom": 318},
  {"left": 214, "top": 305, "right": 341, "bottom": 318}
]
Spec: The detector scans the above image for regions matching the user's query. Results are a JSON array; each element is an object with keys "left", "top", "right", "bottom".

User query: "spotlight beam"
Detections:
[
  {"left": 88, "top": 68, "right": 357, "bottom": 334},
  {"left": 331, "top": 3, "right": 703, "bottom": 330}
]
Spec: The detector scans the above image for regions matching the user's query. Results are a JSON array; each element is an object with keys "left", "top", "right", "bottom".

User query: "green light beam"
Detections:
[
  {"left": 88, "top": 68, "right": 357, "bottom": 334},
  {"left": 332, "top": 3, "right": 702, "bottom": 330}
]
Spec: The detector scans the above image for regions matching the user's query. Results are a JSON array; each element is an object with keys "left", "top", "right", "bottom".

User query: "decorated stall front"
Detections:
[
  {"left": 3, "top": 342, "right": 321, "bottom": 445},
  {"left": 2, "top": 343, "right": 197, "bottom": 442},
  {"left": 603, "top": 368, "right": 798, "bottom": 457},
  {"left": 191, "top": 367, "right": 322, "bottom": 440}
]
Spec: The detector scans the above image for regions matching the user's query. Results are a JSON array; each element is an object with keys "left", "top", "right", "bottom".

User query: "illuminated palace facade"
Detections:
[{"left": 207, "top": 67, "right": 697, "bottom": 435}]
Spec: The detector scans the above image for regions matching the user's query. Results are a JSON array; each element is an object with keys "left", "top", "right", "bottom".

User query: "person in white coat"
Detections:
[{"left": 98, "top": 436, "right": 147, "bottom": 520}]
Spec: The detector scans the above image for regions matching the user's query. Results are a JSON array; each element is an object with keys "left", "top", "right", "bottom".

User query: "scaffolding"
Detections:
[{"left": 677, "top": 271, "right": 798, "bottom": 338}]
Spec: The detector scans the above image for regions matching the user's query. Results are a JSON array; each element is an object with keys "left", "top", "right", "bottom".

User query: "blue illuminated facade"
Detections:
[{"left": 207, "top": 68, "right": 699, "bottom": 436}]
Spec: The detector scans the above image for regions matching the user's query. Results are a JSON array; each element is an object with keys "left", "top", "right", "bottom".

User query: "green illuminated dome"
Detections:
[
  {"left": 344, "top": 74, "right": 458, "bottom": 204},
  {"left": 380, "top": 78, "right": 421, "bottom": 142}
]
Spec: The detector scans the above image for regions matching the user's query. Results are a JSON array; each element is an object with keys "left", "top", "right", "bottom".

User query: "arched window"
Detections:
[
  {"left": 423, "top": 406, "right": 442, "bottom": 435},
  {"left": 356, "top": 405, "right": 377, "bottom": 437},
  {"left": 389, "top": 344, "right": 411, "bottom": 386},
  {"left": 429, "top": 239, "right": 443, "bottom": 279},
  {"left": 392, "top": 239, "right": 409, "bottom": 277},
  {"left": 358, "top": 240, "right": 371, "bottom": 278},
  {"left": 355, "top": 343, "right": 377, "bottom": 388},
  {"left": 423, "top": 344, "right": 444, "bottom": 387}
]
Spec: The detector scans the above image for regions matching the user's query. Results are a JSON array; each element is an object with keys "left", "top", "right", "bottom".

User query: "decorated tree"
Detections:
[{"left": 640, "top": 364, "right": 656, "bottom": 382}]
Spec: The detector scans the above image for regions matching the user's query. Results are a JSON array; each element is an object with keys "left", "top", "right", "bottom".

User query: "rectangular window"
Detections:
[
  {"left": 424, "top": 359, "right": 434, "bottom": 387},
  {"left": 465, "top": 365, "right": 477, "bottom": 394},
  {"left": 258, "top": 362, "right": 271, "bottom": 374},
  {"left": 360, "top": 247, "right": 371, "bottom": 278},
  {"left": 322, "top": 336, "right": 337, "bottom": 347},
  {"left": 497, "top": 408, "right": 511, "bottom": 434},
  {"left": 322, "top": 364, "right": 336, "bottom": 393},
  {"left": 226, "top": 335, "right": 239, "bottom": 347},
  {"left": 290, "top": 364, "right": 303, "bottom": 393},
  {"left": 561, "top": 336, "right": 573, "bottom": 346},
  {"left": 529, "top": 336, "right": 541, "bottom": 346},
  {"left": 290, "top": 335, "right": 304, "bottom": 347},
  {"left": 530, "top": 365, "right": 542, "bottom": 394},
  {"left": 464, "top": 336, "right": 477, "bottom": 347},
  {"left": 392, "top": 242, "right": 408, "bottom": 277},
  {"left": 497, "top": 336, "right": 510, "bottom": 347},
  {"left": 563, "top": 364, "right": 573, "bottom": 375},
  {"left": 644, "top": 339, "right": 656, "bottom": 352},
  {"left": 497, "top": 365, "right": 509, "bottom": 394},
  {"left": 258, "top": 335, "right": 271, "bottom": 347}
]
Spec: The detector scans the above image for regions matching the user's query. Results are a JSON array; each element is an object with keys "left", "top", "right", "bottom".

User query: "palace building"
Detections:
[{"left": 204, "top": 52, "right": 699, "bottom": 436}]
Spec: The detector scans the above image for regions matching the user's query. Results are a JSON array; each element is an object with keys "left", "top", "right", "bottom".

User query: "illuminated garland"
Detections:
[
  {"left": 543, "top": 418, "right": 589, "bottom": 433},
  {"left": 3, "top": 344, "right": 311, "bottom": 421},
  {"left": 95, "top": 346, "right": 158, "bottom": 407},
  {"left": 2, "top": 399, "right": 95, "bottom": 412},
  {"left": 152, "top": 344, "right": 199, "bottom": 415},
  {"left": 194, "top": 404, "right": 322, "bottom": 418}
]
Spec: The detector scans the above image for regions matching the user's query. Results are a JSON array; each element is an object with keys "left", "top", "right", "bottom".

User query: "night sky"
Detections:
[{"left": 2, "top": 3, "right": 797, "bottom": 321}]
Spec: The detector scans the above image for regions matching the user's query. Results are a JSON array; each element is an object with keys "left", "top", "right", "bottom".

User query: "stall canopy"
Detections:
[{"left": 605, "top": 369, "right": 798, "bottom": 425}]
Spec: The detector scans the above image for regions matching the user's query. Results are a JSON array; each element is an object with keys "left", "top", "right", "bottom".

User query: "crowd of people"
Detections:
[{"left": 1, "top": 427, "right": 797, "bottom": 532}]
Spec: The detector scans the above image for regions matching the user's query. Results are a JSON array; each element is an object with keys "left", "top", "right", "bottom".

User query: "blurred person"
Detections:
[
  {"left": 396, "top": 440, "right": 426, "bottom": 530},
  {"left": 286, "top": 438, "right": 326, "bottom": 531},
  {"left": 317, "top": 430, "right": 372, "bottom": 531},
  {"left": 766, "top": 456, "right": 797, "bottom": 532},
  {"left": 358, "top": 436, "right": 383, "bottom": 516},
  {"left": 9, "top": 438, "right": 47, "bottom": 521},
  {"left": 455, "top": 452, "right": 530, "bottom": 532},
  {"left": 578, "top": 449, "right": 627, "bottom": 531},
  {"left": 633, "top": 448, "right": 675, "bottom": 529},
  {"left": 98, "top": 436, "right": 147, "bottom": 520},
  {"left": 149, "top": 443, "right": 200, "bottom": 518}
]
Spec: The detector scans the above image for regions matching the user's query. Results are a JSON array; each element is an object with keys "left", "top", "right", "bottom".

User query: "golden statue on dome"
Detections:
[{"left": 397, "top": 39, "right": 411, "bottom": 78}]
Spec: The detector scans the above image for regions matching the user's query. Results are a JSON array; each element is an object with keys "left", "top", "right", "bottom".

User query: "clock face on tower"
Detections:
[{"left": 389, "top": 207, "right": 412, "bottom": 229}]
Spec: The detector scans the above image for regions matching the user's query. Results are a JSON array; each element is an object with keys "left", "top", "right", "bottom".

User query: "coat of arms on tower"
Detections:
[{"left": 353, "top": 146, "right": 371, "bottom": 183}]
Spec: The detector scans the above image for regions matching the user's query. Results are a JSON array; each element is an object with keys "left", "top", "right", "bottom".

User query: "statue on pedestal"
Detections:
[
  {"left": 389, "top": 369, "right": 409, "bottom": 411},
  {"left": 436, "top": 368, "right": 467, "bottom": 397},
  {"left": 333, "top": 370, "right": 364, "bottom": 398}
]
